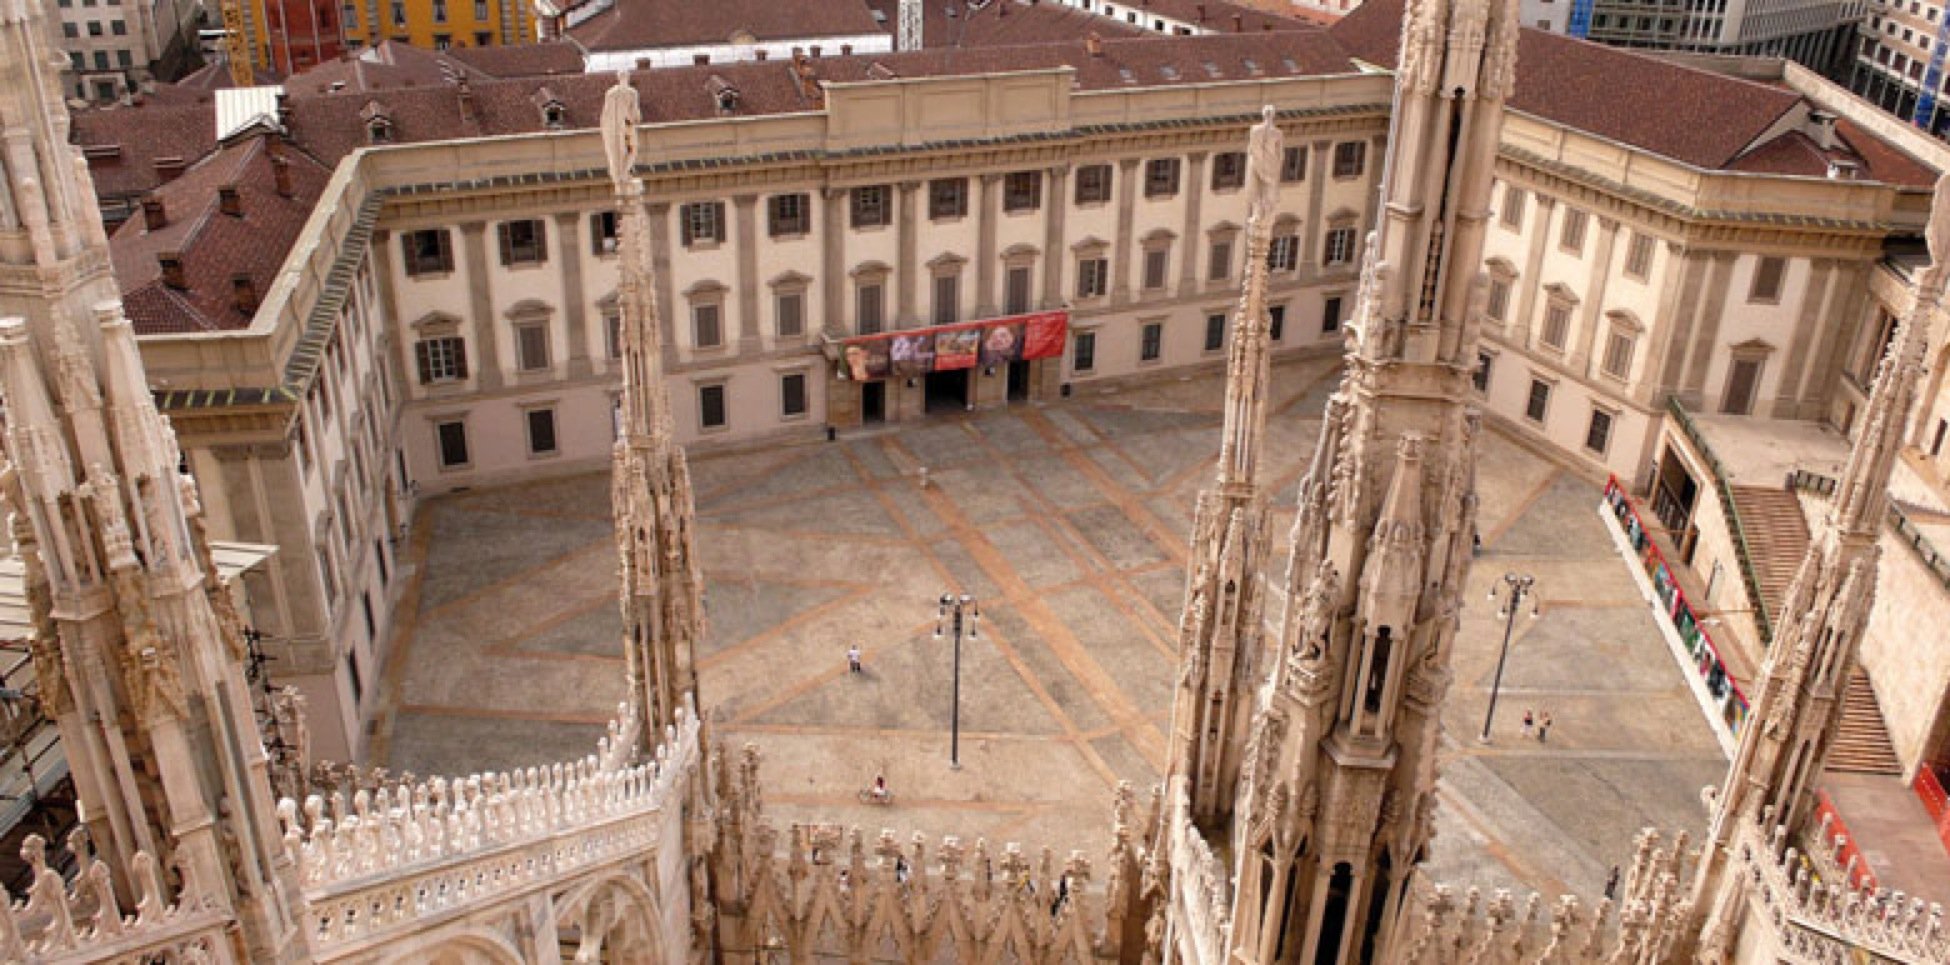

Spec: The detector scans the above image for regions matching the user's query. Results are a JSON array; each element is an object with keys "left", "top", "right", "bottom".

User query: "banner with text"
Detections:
[{"left": 842, "top": 311, "right": 1068, "bottom": 382}]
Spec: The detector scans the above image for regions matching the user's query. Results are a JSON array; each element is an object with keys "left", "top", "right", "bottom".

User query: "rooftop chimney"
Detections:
[
  {"left": 1232, "top": 13, "right": 1242, "bottom": 31},
  {"left": 1196, "top": 3, "right": 1206, "bottom": 21},
  {"left": 231, "top": 274, "right": 259, "bottom": 314},
  {"left": 1808, "top": 108, "right": 1839, "bottom": 151},
  {"left": 141, "top": 197, "right": 166, "bottom": 231},
  {"left": 154, "top": 156, "right": 186, "bottom": 182},
  {"left": 271, "top": 155, "right": 293, "bottom": 197},
  {"left": 159, "top": 251, "right": 187, "bottom": 290},
  {"left": 456, "top": 77, "right": 476, "bottom": 125},
  {"left": 218, "top": 185, "right": 242, "bottom": 217},
  {"left": 1085, "top": 31, "right": 1103, "bottom": 57}
]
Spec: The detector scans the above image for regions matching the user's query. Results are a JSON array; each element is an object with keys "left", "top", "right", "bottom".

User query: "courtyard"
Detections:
[{"left": 370, "top": 356, "right": 1727, "bottom": 901}]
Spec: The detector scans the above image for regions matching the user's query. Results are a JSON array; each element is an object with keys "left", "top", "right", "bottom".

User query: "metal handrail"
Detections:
[
  {"left": 1787, "top": 468, "right": 1950, "bottom": 589},
  {"left": 1667, "top": 397, "right": 1774, "bottom": 645}
]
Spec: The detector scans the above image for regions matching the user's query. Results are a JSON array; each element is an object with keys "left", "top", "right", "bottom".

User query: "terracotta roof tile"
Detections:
[
  {"left": 569, "top": 0, "right": 885, "bottom": 51},
  {"left": 108, "top": 136, "right": 333, "bottom": 334},
  {"left": 71, "top": 103, "right": 220, "bottom": 202},
  {"left": 1332, "top": 0, "right": 1806, "bottom": 171},
  {"left": 447, "top": 41, "right": 587, "bottom": 77},
  {"left": 860, "top": 0, "right": 1148, "bottom": 48}
]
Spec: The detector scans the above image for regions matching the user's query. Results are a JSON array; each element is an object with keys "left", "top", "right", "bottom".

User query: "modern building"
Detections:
[
  {"left": 1847, "top": 0, "right": 1950, "bottom": 136},
  {"left": 50, "top": 0, "right": 204, "bottom": 100}
]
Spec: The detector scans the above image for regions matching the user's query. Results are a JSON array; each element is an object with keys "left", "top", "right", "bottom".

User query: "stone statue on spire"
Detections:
[
  {"left": 1245, "top": 105, "right": 1284, "bottom": 225},
  {"left": 601, "top": 70, "right": 642, "bottom": 193}
]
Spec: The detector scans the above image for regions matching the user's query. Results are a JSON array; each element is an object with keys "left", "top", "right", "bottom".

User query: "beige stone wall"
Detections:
[{"left": 1857, "top": 507, "right": 1950, "bottom": 777}]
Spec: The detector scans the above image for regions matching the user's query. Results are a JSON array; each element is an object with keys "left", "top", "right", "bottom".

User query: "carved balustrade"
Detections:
[
  {"left": 0, "top": 836, "right": 237, "bottom": 964},
  {"left": 1733, "top": 817, "right": 1947, "bottom": 964}
]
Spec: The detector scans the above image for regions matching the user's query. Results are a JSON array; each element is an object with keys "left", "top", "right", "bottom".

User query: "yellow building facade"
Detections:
[{"left": 341, "top": 0, "right": 537, "bottom": 52}]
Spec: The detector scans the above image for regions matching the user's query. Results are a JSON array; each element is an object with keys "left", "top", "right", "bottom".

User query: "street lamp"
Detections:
[
  {"left": 1479, "top": 572, "right": 1539, "bottom": 743},
  {"left": 933, "top": 593, "right": 979, "bottom": 769}
]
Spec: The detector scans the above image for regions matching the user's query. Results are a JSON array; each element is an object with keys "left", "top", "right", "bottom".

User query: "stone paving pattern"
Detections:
[{"left": 372, "top": 358, "right": 1726, "bottom": 900}]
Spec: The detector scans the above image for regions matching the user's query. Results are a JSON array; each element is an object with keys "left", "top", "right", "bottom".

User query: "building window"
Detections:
[
  {"left": 932, "top": 272, "right": 960, "bottom": 326},
  {"left": 1332, "top": 141, "right": 1366, "bottom": 179},
  {"left": 1584, "top": 408, "right": 1614, "bottom": 455},
  {"left": 1211, "top": 152, "right": 1246, "bottom": 191},
  {"left": 515, "top": 321, "right": 550, "bottom": 371},
  {"left": 930, "top": 178, "right": 967, "bottom": 219},
  {"left": 1624, "top": 231, "right": 1654, "bottom": 279},
  {"left": 851, "top": 185, "right": 892, "bottom": 228},
  {"left": 1602, "top": 328, "right": 1636, "bottom": 379},
  {"left": 436, "top": 419, "right": 470, "bottom": 467},
  {"left": 1142, "top": 247, "right": 1170, "bottom": 290},
  {"left": 769, "top": 193, "right": 810, "bottom": 236},
  {"left": 475, "top": 0, "right": 487, "bottom": 17},
  {"left": 87, "top": 19, "right": 102, "bottom": 34},
  {"left": 856, "top": 281, "right": 885, "bottom": 334},
  {"left": 1144, "top": 158, "right": 1181, "bottom": 198},
  {"left": 1076, "top": 255, "right": 1109, "bottom": 299},
  {"left": 1323, "top": 226, "right": 1355, "bottom": 266},
  {"left": 590, "top": 211, "right": 619, "bottom": 254},
  {"left": 63, "top": 22, "right": 77, "bottom": 37},
  {"left": 693, "top": 301, "right": 723, "bottom": 348},
  {"left": 776, "top": 291, "right": 805, "bottom": 339},
  {"left": 1559, "top": 208, "right": 1588, "bottom": 254},
  {"left": 1541, "top": 300, "right": 1572, "bottom": 350},
  {"left": 1473, "top": 351, "right": 1493, "bottom": 392},
  {"left": 1208, "top": 239, "right": 1233, "bottom": 281},
  {"left": 698, "top": 384, "right": 728, "bottom": 430},
  {"left": 526, "top": 407, "right": 558, "bottom": 455},
  {"left": 1269, "top": 304, "right": 1286, "bottom": 341},
  {"left": 1075, "top": 164, "right": 1112, "bottom": 204},
  {"left": 115, "top": 48, "right": 131, "bottom": 67},
  {"left": 1005, "top": 265, "right": 1033, "bottom": 315},
  {"left": 414, "top": 336, "right": 467, "bottom": 383},
  {"left": 679, "top": 201, "right": 725, "bottom": 246},
  {"left": 1322, "top": 295, "right": 1344, "bottom": 333},
  {"left": 391, "top": 0, "right": 404, "bottom": 25},
  {"left": 497, "top": 219, "right": 547, "bottom": 265},
  {"left": 1281, "top": 146, "right": 1307, "bottom": 182},
  {"left": 110, "top": 17, "right": 125, "bottom": 33},
  {"left": 432, "top": 32, "right": 451, "bottom": 49},
  {"left": 432, "top": 0, "right": 447, "bottom": 20},
  {"left": 1268, "top": 233, "right": 1298, "bottom": 272},
  {"left": 1487, "top": 276, "right": 1511, "bottom": 322},
  {"left": 1004, "top": 171, "right": 1043, "bottom": 212},
  {"left": 1501, "top": 186, "right": 1526, "bottom": 228},
  {"left": 1073, "top": 331, "right": 1096, "bottom": 373},
  {"left": 781, "top": 372, "right": 808, "bottom": 418},
  {"left": 402, "top": 229, "right": 453, "bottom": 275},
  {"left": 1140, "top": 321, "right": 1163, "bottom": 362},
  {"left": 1525, "top": 378, "right": 1551, "bottom": 423},
  {"left": 1722, "top": 357, "right": 1763, "bottom": 415},
  {"left": 605, "top": 311, "right": 622, "bottom": 359},
  {"left": 1749, "top": 256, "right": 1786, "bottom": 302},
  {"left": 1204, "top": 313, "right": 1226, "bottom": 352}
]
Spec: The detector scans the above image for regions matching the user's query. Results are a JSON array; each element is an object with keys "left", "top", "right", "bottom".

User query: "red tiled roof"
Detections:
[
  {"left": 1099, "top": 0, "right": 1321, "bottom": 32},
  {"left": 569, "top": 0, "right": 885, "bottom": 52},
  {"left": 1327, "top": 0, "right": 1917, "bottom": 177},
  {"left": 290, "top": 41, "right": 489, "bottom": 95},
  {"left": 109, "top": 136, "right": 333, "bottom": 334},
  {"left": 71, "top": 103, "right": 220, "bottom": 202},
  {"left": 860, "top": 0, "right": 1148, "bottom": 48},
  {"left": 447, "top": 41, "right": 587, "bottom": 77}
]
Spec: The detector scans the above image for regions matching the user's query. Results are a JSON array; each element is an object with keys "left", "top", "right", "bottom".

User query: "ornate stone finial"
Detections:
[{"left": 600, "top": 70, "right": 642, "bottom": 193}]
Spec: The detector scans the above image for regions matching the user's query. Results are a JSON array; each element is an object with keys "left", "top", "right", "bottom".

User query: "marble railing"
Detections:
[
  {"left": 1735, "top": 816, "right": 1947, "bottom": 964},
  {"left": 1160, "top": 780, "right": 1230, "bottom": 965},
  {"left": 0, "top": 836, "right": 237, "bottom": 964},
  {"left": 288, "top": 700, "right": 694, "bottom": 954}
]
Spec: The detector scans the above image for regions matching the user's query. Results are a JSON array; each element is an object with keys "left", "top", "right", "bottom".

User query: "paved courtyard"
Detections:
[{"left": 371, "top": 357, "right": 1726, "bottom": 900}]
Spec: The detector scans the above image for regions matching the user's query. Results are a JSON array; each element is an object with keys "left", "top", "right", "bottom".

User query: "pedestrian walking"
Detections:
[
  {"left": 1521, "top": 709, "right": 1534, "bottom": 738},
  {"left": 847, "top": 645, "right": 863, "bottom": 674},
  {"left": 1604, "top": 865, "right": 1620, "bottom": 901},
  {"left": 1537, "top": 712, "right": 1552, "bottom": 743}
]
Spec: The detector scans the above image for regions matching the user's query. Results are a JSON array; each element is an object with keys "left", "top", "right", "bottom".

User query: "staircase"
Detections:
[
  {"left": 1730, "top": 485, "right": 1812, "bottom": 618},
  {"left": 1830, "top": 671, "right": 1903, "bottom": 775}
]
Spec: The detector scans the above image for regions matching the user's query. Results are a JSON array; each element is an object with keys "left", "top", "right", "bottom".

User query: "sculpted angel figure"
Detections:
[
  {"left": 600, "top": 70, "right": 642, "bottom": 191},
  {"left": 1245, "top": 104, "right": 1284, "bottom": 225}
]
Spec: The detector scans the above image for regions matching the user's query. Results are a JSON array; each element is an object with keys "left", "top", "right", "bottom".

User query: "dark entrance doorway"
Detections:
[
  {"left": 861, "top": 381, "right": 886, "bottom": 423},
  {"left": 1007, "top": 360, "right": 1031, "bottom": 402},
  {"left": 925, "top": 370, "right": 969, "bottom": 413}
]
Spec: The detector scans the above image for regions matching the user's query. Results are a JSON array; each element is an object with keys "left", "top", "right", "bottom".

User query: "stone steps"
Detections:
[
  {"left": 1830, "top": 671, "right": 1902, "bottom": 775},
  {"left": 1730, "top": 485, "right": 1811, "bottom": 619}
]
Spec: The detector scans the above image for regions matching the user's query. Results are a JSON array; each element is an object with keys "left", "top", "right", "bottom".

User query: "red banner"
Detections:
[{"left": 842, "top": 311, "right": 1067, "bottom": 382}]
